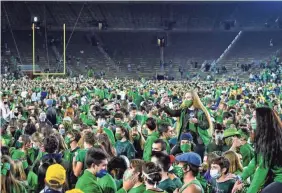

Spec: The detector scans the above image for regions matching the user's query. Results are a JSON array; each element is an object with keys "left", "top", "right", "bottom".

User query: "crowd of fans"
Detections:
[{"left": 0, "top": 76, "right": 281, "bottom": 193}]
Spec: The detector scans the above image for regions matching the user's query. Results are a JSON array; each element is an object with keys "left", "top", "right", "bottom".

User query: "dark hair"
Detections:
[
  {"left": 158, "top": 123, "right": 170, "bottom": 136},
  {"left": 1, "top": 146, "right": 10, "bottom": 156},
  {"left": 223, "top": 112, "right": 233, "bottom": 120},
  {"left": 153, "top": 139, "right": 167, "bottom": 151},
  {"left": 84, "top": 131, "right": 96, "bottom": 146},
  {"left": 214, "top": 123, "right": 223, "bottom": 131},
  {"left": 187, "top": 163, "right": 200, "bottom": 177},
  {"left": 129, "top": 106, "right": 137, "bottom": 112},
  {"left": 96, "top": 133, "right": 115, "bottom": 157},
  {"left": 151, "top": 151, "right": 171, "bottom": 172},
  {"left": 211, "top": 156, "right": 230, "bottom": 175},
  {"left": 85, "top": 147, "right": 108, "bottom": 168},
  {"left": 146, "top": 117, "right": 156, "bottom": 131},
  {"left": 117, "top": 126, "right": 130, "bottom": 140},
  {"left": 66, "top": 130, "right": 81, "bottom": 142},
  {"left": 114, "top": 113, "right": 124, "bottom": 120},
  {"left": 142, "top": 162, "right": 162, "bottom": 186},
  {"left": 37, "top": 158, "right": 57, "bottom": 192},
  {"left": 108, "top": 156, "right": 129, "bottom": 179},
  {"left": 43, "top": 135, "right": 59, "bottom": 154},
  {"left": 24, "top": 120, "right": 36, "bottom": 136},
  {"left": 254, "top": 107, "right": 282, "bottom": 167},
  {"left": 129, "top": 120, "right": 137, "bottom": 128}
]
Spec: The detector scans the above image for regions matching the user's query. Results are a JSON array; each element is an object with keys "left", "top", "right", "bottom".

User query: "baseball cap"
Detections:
[
  {"left": 45, "top": 164, "right": 66, "bottom": 185},
  {"left": 175, "top": 152, "right": 202, "bottom": 167},
  {"left": 180, "top": 133, "right": 193, "bottom": 141}
]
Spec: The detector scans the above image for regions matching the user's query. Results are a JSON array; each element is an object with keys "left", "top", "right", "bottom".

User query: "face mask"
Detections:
[
  {"left": 210, "top": 169, "right": 221, "bottom": 179},
  {"left": 115, "top": 120, "right": 122, "bottom": 126},
  {"left": 173, "top": 165, "right": 184, "bottom": 179},
  {"left": 142, "top": 129, "right": 148, "bottom": 138},
  {"left": 59, "top": 128, "right": 65, "bottom": 136},
  {"left": 98, "top": 120, "right": 106, "bottom": 127},
  {"left": 115, "top": 133, "right": 123, "bottom": 140},
  {"left": 123, "top": 169, "right": 134, "bottom": 181},
  {"left": 32, "top": 143, "right": 39, "bottom": 150},
  {"left": 180, "top": 143, "right": 191, "bottom": 153},
  {"left": 180, "top": 100, "right": 193, "bottom": 109},
  {"left": 215, "top": 133, "right": 224, "bottom": 140},
  {"left": 95, "top": 169, "right": 108, "bottom": 178},
  {"left": 130, "top": 113, "right": 135, "bottom": 119},
  {"left": 15, "top": 141, "right": 23, "bottom": 149},
  {"left": 132, "top": 134, "right": 140, "bottom": 141},
  {"left": 65, "top": 136, "right": 71, "bottom": 145}
]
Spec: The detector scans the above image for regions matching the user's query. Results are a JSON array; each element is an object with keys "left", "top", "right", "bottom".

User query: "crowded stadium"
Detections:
[{"left": 1, "top": 1, "right": 282, "bottom": 193}]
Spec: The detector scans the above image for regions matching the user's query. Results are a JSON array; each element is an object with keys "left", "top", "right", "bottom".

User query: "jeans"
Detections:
[{"left": 261, "top": 182, "right": 282, "bottom": 193}]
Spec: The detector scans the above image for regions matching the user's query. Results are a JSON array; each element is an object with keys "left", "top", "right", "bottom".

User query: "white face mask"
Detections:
[
  {"left": 215, "top": 133, "right": 224, "bottom": 140},
  {"left": 210, "top": 169, "right": 221, "bottom": 179},
  {"left": 98, "top": 119, "right": 106, "bottom": 127}
]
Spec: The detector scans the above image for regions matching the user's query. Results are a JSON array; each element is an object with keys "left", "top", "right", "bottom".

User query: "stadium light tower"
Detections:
[
  {"left": 31, "top": 16, "right": 40, "bottom": 29},
  {"left": 33, "top": 16, "right": 38, "bottom": 23}
]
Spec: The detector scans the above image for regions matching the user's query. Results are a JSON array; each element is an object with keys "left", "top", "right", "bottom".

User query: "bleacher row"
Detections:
[
  {"left": 2, "top": 29, "right": 282, "bottom": 79},
  {"left": 2, "top": 2, "right": 282, "bottom": 30}
]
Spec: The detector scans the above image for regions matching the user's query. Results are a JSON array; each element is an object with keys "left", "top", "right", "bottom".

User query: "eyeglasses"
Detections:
[{"left": 215, "top": 130, "right": 223, "bottom": 134}]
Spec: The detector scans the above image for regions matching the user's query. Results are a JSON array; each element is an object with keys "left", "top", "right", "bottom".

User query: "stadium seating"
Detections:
[{"left": 220, "top": 31, "right": 282, "bottom": 73}]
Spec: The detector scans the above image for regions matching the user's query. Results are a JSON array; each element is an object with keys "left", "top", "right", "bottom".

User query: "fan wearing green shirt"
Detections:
[
  {"left": 1, "top": 155, "right": 28, "bottom": 193},
  {"left": 229, "top": 128, "right": 254, "bottom": 167},
  {"left": 115, "top": 126, "right": 136, "bottom": 160},
  {"left": 73, "top": 131, "right": 95, "bottom": 177},
  {"left": 175, "top": 152, "right": 204, "bottom": 193},
  {"left": 233, "top": 107, "right": 282, "bottom": 193},
  {"left": 126, "top": 159, "right": 146, "bottom": 193},
  {"left": 158, "top": 123, "right": 174, "bottom": 154},
  {"left": 143, "top": 118, "right": 159, "bottom": 161},
  {"left": 142, "top": 162, "right": 166, "bottom": 193},
  {"left": 10, "top": 134, "right": 32, "bottom": 174},
  {"left": 151, "top": 151, "right": 182, "bottom": 193},
  {"left": 64, "top": 130, "right": 81, "bottom": 188},
  {"left": 75, "top": 147, "right": 107, "bottom": 193},
  {"left": 209, "top": 156, "right": 236, "bottom": 193}
]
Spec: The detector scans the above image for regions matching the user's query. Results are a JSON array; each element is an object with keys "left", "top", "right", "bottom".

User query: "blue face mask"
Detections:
[
  {"left": 59, "top": 128, "right": 65, "bottom": 135},
  {"left": 95, "top": 169, "right": 107, "bottom": 178}
]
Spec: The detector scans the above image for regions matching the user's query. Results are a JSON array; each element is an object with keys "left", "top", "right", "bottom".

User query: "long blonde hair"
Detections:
[
  {"left": 12, "top": 160, "right": 27, "bottom": 181},
  {"left": 1, "top": 155, "right": 26, "bottom": 193},
  {"left": 191, "top": 90, "right": 214, "bottom": 137},
  {"left": 223, "top": 150, "right": 243, "bottom": 174}
]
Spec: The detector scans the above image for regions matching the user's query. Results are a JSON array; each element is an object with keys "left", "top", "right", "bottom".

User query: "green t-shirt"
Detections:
[
  {"left": 97, "top": 173, "right": 117, "bottom": 193},
  {"left": 75, "top": 170, "right": 103, "bottom": 193},
  {"left": 76, "top": 148, "right": 87, "bottom": 162},
  {"left": 11, "top": 149, "right": 29, "bottom": 169},
  {"left": 128, "top": 183, "right": 146, "bottom": 193},
  {"left": 143, "top": 131, "right": 159, "bottom": 161},
  {"left": 210, "top": 178, "right": 235, "bottom": 193},
  {"left": 144, "top": 189, "right": 166, "bottom": 193},
  {"left": 64, "top": 147, "right": 80, "bottom": 163},
  {"left": 115, "top": 140, "right": 136, "bottom": 160},
  {"left": 158, "top": 178, "right": 178, "bottom": 193},
  {"left": 172, "top": 177, "right": 183, "bottom": 189},
  {"left": 2, "top": 133, "right": 12, "bottom": 147},
  {"left": 27, "top": 170, "right": 38, "bottom": 193}
]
